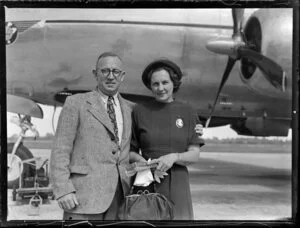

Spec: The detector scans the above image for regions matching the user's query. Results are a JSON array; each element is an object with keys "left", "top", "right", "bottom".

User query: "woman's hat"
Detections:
[{"left": 142, "top": 59, "right": 183, "bottom": 90}]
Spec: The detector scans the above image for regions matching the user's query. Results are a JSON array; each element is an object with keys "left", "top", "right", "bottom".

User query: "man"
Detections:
[{"left": 50, "top": 52, "right": 135, "bottom": 220}]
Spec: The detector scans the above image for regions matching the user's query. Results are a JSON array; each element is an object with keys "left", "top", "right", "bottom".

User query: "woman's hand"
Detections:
[
  {"left": 195, "top": 124, "right": 203, "bottom": 136},
  {"left": 148, "top": 153, "right": 177, "bottom": 172}
]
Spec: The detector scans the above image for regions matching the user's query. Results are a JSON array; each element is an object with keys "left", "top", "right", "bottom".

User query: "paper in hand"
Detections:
[{"left": 133, "top": 168, "right": 154, "bottom": 187}]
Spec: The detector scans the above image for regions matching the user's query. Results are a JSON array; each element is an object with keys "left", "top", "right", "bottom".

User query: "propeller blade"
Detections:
[
  {"left": 205, "top": 57, "right": 236, "bottom": 128},
  {"left": 232, "top": 8, "right": 245, "bottom": 38},
  {"left": 238, "top": 47, "right": 286, "bottom": 91}
]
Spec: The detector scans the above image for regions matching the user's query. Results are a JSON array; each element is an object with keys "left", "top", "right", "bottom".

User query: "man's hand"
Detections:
[
  {"left": 195, "top": 124, "right": 203, "bottom": 136},
  {"left": 57, "top": 193, "right": 79, "bottom": 210}
]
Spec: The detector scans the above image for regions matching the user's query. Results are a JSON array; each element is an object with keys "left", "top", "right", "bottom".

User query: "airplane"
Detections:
[{"left": 5, "top": 8, "right": 293, "bottom": 189}]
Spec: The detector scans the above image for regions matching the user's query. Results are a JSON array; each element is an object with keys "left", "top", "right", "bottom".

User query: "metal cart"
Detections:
[{"left": 12, "top": 156, "right": 53, "bottom": 202}]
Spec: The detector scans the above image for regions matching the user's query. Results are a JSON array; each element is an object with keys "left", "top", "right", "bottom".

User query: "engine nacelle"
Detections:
[
  {"left": 239, "top": 9, "right": 292, "bottom": 99},
  {"left": 7, "top": 94, "right": 44, "bottom": 118},
  {"left": 230, "top": 117, "right": 290, "bottom": 137}
]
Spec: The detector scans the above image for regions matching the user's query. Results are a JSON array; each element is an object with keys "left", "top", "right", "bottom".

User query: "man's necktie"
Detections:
[{"left": 107, "top": 96, "right": 119, "bottom": 145}]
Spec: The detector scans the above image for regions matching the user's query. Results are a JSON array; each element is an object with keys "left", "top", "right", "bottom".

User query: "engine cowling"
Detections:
[{"left": 239, "top": 9, "right": 292, "bottom": 99}]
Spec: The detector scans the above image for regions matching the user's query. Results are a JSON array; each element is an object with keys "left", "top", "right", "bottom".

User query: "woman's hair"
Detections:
[{"left": 147, "top": 66, "right": 182, "bottom": 93}]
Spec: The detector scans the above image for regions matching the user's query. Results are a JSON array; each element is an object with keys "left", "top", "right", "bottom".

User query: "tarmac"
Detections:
[{"left": 6, "top": 148, "right": 292, "bottom": 221}]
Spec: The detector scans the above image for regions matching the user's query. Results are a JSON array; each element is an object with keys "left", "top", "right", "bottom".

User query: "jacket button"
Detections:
[{"left": 112, "top": 150, "right": 116, "bottom": 154}]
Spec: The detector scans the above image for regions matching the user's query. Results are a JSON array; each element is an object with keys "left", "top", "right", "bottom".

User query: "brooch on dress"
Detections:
[{"left": 176, "top": 118, "right": 184, "bottom": 128}]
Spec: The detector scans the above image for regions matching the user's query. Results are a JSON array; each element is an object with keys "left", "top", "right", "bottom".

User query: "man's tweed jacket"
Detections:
[{"left": 50, "top": 90, "right": 134, "bottom": 214}]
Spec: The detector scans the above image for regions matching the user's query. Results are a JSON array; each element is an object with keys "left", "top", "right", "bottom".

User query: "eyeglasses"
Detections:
[{"left": 98, "top": 68, "right": 123, "bottom": 79}]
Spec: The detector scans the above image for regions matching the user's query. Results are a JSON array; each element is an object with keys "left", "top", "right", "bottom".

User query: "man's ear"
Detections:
[{"left": 120, "top": 71, "right": 125, "bottom": 82}]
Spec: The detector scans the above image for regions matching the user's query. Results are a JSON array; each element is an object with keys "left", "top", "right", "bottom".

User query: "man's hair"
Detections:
[{"left": 96, "top": 52, "right": 122, "bottom": 68}]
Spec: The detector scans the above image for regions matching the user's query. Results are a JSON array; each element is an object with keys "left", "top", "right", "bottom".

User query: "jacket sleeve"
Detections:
[
  {"left": 50, "top": 96, "right": 79, "bottom": 199},
  {"left": 130, "top": 106, "right": 140, "bottom": 153}
]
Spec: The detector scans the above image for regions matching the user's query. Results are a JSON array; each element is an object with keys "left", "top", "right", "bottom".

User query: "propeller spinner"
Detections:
[{"left": 205, "top": 9, "right": 286, "bottom": 127}]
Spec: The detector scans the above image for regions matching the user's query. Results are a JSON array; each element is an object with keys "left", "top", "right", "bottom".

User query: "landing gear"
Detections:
[
  {"left": 7, "top": 114, "right": 53, "bottom": 202},
  {"left": 12, "top": 184, "right": 17, "bottom": 201},
  {"left": 7, "top": 142, "right": 35, "bottom": 189},
  {"left": 7, "top": 115, "right": 37, "bottom": 189}
]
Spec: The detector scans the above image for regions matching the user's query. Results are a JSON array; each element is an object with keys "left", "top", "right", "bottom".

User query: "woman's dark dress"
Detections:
[{"left": 130, "top": 99, "right": 204, "bottom": 220}]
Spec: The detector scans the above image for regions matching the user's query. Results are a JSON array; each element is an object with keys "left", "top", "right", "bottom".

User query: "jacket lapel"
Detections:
[{"left": 86, "top": 90, "right": 115, "bottom": 136}]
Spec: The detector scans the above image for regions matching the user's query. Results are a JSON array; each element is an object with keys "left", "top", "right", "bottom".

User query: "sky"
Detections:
[{"left": 6, "top": 104, "right": 292, "bottom": 140}]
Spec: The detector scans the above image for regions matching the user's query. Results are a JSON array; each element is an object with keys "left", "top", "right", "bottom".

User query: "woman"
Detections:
[{"left": 129, "top": 59, "right": 205, "bottom": 220}]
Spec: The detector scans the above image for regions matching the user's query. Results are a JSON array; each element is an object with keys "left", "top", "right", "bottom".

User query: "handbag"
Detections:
[
  {"left": 119, "top": 162, "right": 174, "bottom": 220},
  {"left": 118, "top": 186, "right": 174, "bottom": 220}
]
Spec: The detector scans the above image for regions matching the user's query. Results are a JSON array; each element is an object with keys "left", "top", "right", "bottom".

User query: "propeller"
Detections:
[
  {"left": 237, "top": 47, "right": 286, "bottom": 90},
  {"left": 232, "top": 8, "right": 244, "bottom": 39},
  {"left": 205, "top": 9, "right": 285, "bottom": 128},
  {"left": 205, "top": 57, "right": 236, "bottom": 128}
]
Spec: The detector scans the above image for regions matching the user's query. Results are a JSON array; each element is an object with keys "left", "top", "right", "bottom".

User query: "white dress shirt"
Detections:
[{"left": 97, "top": 91, "right": 123, "bottom": 145}]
